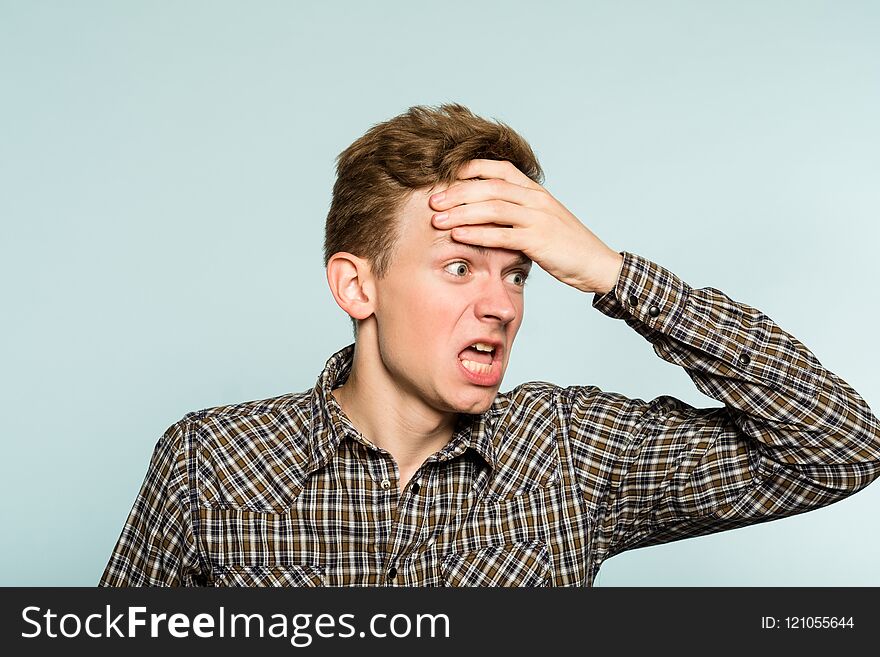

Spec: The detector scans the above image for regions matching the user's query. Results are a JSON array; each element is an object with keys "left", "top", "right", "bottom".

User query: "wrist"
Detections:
[{"left": 591, "top": 251, "right": 624, "bottom": 295}]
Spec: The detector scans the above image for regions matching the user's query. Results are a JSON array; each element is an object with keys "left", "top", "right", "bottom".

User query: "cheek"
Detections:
[
  {"left": 386, "top": 277, "right": 459, "bottom": 333},
  {"left": 407, "top": 288, "right": 460, "bottom": 332}
]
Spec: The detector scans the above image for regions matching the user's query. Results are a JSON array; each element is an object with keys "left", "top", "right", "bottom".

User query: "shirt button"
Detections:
[
  {"left": 738, "top": 353, "right": 750, "bottom": 366},
  {"left": 411, "top": 482, "right": 421, "bottom": 494},
  {"left": 627, "top": 293, "right": 639, "bottom": 307},
  {"left": 387, "top": 566, "right": 397, "bottom": 580},
  {"left": 380, "top": 478, "right": 391, "bottom": 490},
  {"left": 648, "top": 305, "right": 660, "bottom": 318}
]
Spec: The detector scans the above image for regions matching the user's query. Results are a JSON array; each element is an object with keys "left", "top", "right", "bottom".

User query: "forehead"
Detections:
[
  {"left": 399, "top": 188, "right": 532, "bottom": 266},
  {"left": 397, "top": 185, "right": 446, "bottom": 233}
]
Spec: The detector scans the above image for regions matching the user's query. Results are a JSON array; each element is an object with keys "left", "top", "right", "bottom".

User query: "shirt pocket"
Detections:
[
  {"left": 440, "top": 539, "right": 549, "bottom": 587},
  {"left": 212, "top": 564, "right": 325, "bottom": 587}
]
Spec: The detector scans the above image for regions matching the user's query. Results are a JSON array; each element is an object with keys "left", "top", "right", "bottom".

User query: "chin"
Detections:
[{"left": 449, "top": 391, "right": 497, "bottom": 415}]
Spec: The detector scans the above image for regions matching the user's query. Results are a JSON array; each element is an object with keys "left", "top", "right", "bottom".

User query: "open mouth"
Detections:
[
  {"left": 458, "top": 342, "right": 495, "bottom": 371},
  {"left": 457, "top": 341, "right": 502, "bottom": 384}
]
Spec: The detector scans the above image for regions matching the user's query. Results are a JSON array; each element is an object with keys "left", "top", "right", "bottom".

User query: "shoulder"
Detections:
[
  {"left": 183, "top": 390, "right": 312, "bottom": 423},
  {"left": 163, "top": 390, "right": 315, "bottom": 510},
  {"left": 167, "top": 390, "right": 314, "bottom": 450},
  {"left": 500, "top": 379, "right": 604, "bottom": 412},
  {"left": 499, "top": 379, "right": 651, "bottom": 436}
]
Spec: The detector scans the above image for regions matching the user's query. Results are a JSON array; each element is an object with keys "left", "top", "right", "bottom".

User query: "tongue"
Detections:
[{"left": 459, "top": 346, "right": 493, "bottom": 365}]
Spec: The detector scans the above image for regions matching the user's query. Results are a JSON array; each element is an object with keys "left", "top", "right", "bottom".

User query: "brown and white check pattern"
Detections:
[{"left": 100, "top": 251, "right": 880, "bottom": 587}]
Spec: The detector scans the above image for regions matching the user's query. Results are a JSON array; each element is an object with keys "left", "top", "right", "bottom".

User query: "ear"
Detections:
[{"left": 326, "top": 252, "right": 376, "bottom": 322}]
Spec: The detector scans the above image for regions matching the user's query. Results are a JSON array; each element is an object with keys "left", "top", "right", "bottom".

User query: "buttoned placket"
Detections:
[
  {"left": 338, "top": 406, "right": 493, "bottom": 585},
  {"left": 368, "top": 450, "right": 437, "bottom": 586},
  {"left": 379, "top": 422, "right": 488, "bottom": 586}
]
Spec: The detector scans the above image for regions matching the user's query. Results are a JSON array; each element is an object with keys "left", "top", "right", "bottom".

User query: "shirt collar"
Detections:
[{"left": 307, "top": 343, "right": 500, "bottom": 475}]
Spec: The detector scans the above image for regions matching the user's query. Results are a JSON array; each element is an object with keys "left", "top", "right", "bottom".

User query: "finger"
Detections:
[
  {"left": 432, "top": 199, "right": 532, "bottom": 231},
  {"left": 430, "top": 177, "right": 535, "bottom": 212},
  {"left": 455, "top": 159, "right": 543, "bottom": 190},
  {"left": 449, "top": 224, "right": 522, "bottom": 251}
]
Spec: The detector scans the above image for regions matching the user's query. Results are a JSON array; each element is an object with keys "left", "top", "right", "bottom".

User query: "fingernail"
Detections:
[
  {"left": 431, "top": 192, "right": 446, "bottom": 203},
  {"left": 434, "top": 212, "right": 448, "bottom": 222}
]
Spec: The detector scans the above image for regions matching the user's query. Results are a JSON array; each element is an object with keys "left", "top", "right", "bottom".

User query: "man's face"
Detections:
[{"left": 370, "top": 185, "right": 532, "bottom": 415}]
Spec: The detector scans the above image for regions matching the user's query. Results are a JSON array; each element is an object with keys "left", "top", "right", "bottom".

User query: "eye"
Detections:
[
  {"left": 509, "top": 270, "right": 529, "bottom": 287},
  {"left": 444, "top": 261, "right": 470, "bottom": 278}
]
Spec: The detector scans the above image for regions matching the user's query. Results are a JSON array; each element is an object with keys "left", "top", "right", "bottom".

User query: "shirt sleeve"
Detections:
[
  {"left": 99, "top": 419, "right": 203, "bottom": 586},
  {"left": 567, "top": 251, "right": 880, "bottom": 569}
]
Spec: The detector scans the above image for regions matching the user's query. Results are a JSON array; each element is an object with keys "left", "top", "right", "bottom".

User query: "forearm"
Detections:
[{"left": 592, "top": 251, "right": 880, "bottom": 486}]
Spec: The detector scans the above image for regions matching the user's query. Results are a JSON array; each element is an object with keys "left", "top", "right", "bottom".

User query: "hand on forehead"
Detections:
[
  {"left": 425, "top": 159, "right": 541, "bottom": 254},
  {"left": 423, "top": 159, "right": 623, "bottom": 295},
  {"left": 423, "top": 160, "right": 535, "bottom": 261}
]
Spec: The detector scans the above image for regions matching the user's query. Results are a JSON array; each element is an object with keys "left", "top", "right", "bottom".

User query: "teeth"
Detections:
[
  {"left": 472, "top": 342, "right": 495, "bottom": 353},
  {"left": 461, "top": 359, "right": 493, "bottom": 375}
]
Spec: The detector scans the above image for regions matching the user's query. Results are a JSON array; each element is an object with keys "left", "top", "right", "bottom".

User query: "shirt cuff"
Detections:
[{"left": 591, "top": 251, "right": 692, "bottom": 333}]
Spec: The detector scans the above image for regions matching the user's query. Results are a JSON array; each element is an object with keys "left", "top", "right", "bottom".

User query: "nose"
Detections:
[{"left": 474, "top": 277, "right": 519, "bottom": 325}]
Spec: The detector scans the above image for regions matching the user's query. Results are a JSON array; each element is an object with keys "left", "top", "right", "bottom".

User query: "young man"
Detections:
[{"left": 100, "top": 104, "right": 880, "bottom": 587}]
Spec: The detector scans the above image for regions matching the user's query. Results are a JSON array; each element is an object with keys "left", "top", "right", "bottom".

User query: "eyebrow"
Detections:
[{"left": 431, "top": 234, "right": 532, "bottom": 267}]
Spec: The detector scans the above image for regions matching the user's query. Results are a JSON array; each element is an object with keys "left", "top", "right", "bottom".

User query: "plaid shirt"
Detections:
[{"left": 100, "top": 251, "right": 880, "bottom": 587}]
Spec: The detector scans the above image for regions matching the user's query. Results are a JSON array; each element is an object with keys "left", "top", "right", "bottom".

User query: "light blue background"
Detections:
[{"left": 2, "top": 0, "right": 878, "bottom": 586}]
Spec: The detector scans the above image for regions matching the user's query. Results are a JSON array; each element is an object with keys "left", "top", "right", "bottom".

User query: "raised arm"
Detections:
[
  {"left": 427, "top": 159, "right": 880, "bottom": 573},
  {"left": 566, "top": 251, "right": 880, "bottom": 566}
]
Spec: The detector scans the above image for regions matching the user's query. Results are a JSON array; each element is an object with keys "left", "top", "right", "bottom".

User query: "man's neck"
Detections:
[{"left": 330, "top": 342, "right": 457, "bottom": 491}]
